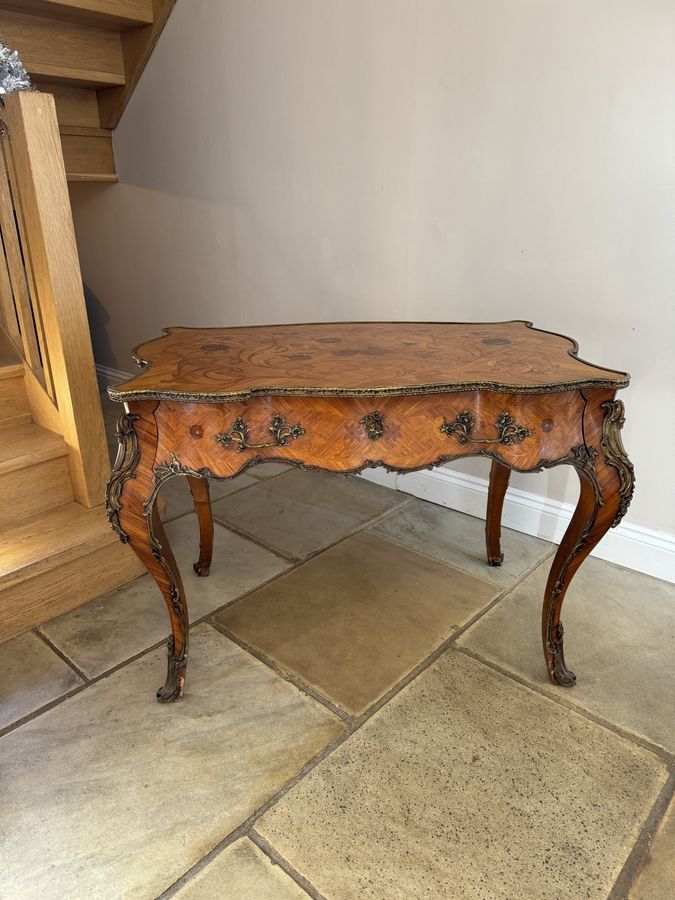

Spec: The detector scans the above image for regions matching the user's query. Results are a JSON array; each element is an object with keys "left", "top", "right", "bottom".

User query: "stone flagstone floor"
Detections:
[{"left": 0, "top": 400, "right": 674, "bottom": 899}]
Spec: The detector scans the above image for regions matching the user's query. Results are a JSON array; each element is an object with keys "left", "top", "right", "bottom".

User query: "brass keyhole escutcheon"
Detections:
[{"left": 361, "top": 411, "right": 385, "bottom": 440}]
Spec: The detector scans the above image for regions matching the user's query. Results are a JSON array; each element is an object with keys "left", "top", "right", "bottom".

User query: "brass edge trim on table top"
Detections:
[
  {"left": 111, "top": 320, "right": 630, "bottom": 401},
  {"left": 109, "top": 377, "right": 628, "bottom": 403}
]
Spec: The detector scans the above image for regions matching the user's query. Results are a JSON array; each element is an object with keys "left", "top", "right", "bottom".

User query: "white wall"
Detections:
[{"left": 70, "top": 0, "right": 675, "bottom": 538}]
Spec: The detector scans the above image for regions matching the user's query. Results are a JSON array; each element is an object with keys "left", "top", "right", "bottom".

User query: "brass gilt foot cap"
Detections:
[
  {"left": 547, "top": 622, "right": 577, "bottom": 688},
  {"left": 156, "top": 637, "right": 187, "bottom": 702}
]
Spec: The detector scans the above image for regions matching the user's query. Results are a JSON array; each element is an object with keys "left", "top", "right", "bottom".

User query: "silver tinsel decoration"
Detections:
[{"left": 0, "top": 39, "right": 34, "bottom": 99}]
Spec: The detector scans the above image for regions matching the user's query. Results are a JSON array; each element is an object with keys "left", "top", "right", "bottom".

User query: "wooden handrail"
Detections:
[{"left": 0, "top": 90, "right": 109, "bottom": 507}]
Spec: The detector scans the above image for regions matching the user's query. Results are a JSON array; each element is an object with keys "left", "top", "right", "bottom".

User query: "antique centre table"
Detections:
[{"left": 105, "top": 321, "right": 634, "bottom": 703}]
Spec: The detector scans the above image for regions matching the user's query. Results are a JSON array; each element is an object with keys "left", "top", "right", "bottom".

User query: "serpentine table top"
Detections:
[
  {"left": 110, "top": 320, "right": 628, "bottom": 401},
  {"left": 106, "top": 321, "right": 633, "bottom": 703}
]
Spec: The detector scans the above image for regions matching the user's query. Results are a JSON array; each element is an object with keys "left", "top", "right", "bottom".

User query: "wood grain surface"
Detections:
[{"left": 110, "top": 321, "right": 629, "bottom": 401}]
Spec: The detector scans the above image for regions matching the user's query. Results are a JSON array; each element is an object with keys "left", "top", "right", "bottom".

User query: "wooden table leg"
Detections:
[
  {"left": 485, "top": 459, "right": 511, "bottom": 566},
  {"left": 187, "top": 475, "right": 213, "bottom": 577},
  {"left": 542, "top": 399, "right": 635, "bottom": 687},
  {"left": 105, "top": 405, "right": 190, "bottom": 702}
]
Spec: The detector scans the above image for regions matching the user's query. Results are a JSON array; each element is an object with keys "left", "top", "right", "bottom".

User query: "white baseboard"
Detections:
[
  {"left": 361, "top": 466, "right": 674, "bottom": 584},
  {"left": 356, "top": 467, "right": 399, "bottom": 490},
  {"left": 96, "top": 364, "right": 134, "bottom": 388}
]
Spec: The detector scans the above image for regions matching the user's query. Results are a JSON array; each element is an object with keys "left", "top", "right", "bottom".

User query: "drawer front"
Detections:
[{"left": 151, "top": 390, "right": 586, "bottom": 479}]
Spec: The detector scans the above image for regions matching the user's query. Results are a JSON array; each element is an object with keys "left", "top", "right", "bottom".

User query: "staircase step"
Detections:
[
  {"left": 0, "top": 501, "right": 106, "bottom": 580},
  {"left": 1, "top": 502, "right": 120, "bottom": 588},
  {"left": 0, "top": 362, "right": 24, "bottom": 380},
  {"left": 0, "top": 422, "right": 73, "bottom": 529},
  {"left": 0, "top": 365, "right": 30, "bottom": 427},
  {"left": 0, "top": 456, "right": 73, "bottom": 530},
  {"left": 0, "top": 504, "right": 146, "bottom": 642},
  {"left": 43, "top": 82, "right": 101, "bottom": 128},
  {"left": 1, "top": 0, "right": 153, "bottom": 29},
  {"left": 60, "top": 126, "right": 116, "bottom": 181},
  {"left": 0, "top": 421, "right": 68, "bottom": 475},
  {"left": 0, "top": 11, "right": 126, "bottom": 89},
  {"left": 67, "top": 173, "right": 119, "bottom": 183}
]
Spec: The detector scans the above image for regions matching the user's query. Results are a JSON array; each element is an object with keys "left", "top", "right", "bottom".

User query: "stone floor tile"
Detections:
[
  {"left": 372, "top": 498, "right": 552, "bottom": 586},
  {"left": 159, "top": 473, "right": 257, "bottom": 521},
  {"left": 0, "top": 625, "right": 342, "bottom": 900},
  {"left": 41, "top": 517, "right": 290, "bottom": 677},
  {"left": 629, "top": 792, "right": 675, "bottom": 899},
  {"left": 258, "top": 650, "right": 668, "bottom": 900},
  {"left": 247, "top": 461, "right": 294, "bottom": 479},
  {"left": 174, "top": 838, "right": 307, "bottom": 899},
  {"left": 458, "top": 557, "right": 675, "bottom": 752},
  {"left": 215, "top": 531, "right": 497, "bottom": 714},
  {"left": 0, "top": 632, "right": 82, "bottom": 731},
  {"left": 213, "top": 469, "right": 405, "bottom": 560},
  {"left": 39, "top": 575, "right": 166, "bottom": 680}
]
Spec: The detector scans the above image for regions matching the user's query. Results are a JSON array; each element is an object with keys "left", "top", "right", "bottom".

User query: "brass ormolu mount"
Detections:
[
  {"left": 361, "top": 411, "right": 385, "bottom": 440},
  {"left": 216, "top": 415, "right": 305, "bottom": 452},
  {"left": 441, "top": 410, "right": 532, "bottom": 446}
]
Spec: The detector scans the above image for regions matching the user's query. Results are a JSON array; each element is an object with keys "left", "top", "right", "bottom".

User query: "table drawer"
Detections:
[{"left": 150, "top": 390, "right": 587, "bottom": 479}]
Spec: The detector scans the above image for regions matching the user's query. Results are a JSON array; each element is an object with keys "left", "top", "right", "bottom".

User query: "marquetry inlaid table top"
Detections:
[
  {"left": 110, "top": 321, "right": 628, "bottom": 401},
  {"left": 106, "top": 319, "right": 633, "bottom": 704}
]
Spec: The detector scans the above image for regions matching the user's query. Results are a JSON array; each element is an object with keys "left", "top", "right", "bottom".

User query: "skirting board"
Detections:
[
  {"left": 97, "top": 363, "right": 673, "bottom": 584},
  {"left": 361, "top": 466, "right": 674, "bottom": 584},
  {"left": 97, "top": 364, "right": 134, "bottom": 388}
]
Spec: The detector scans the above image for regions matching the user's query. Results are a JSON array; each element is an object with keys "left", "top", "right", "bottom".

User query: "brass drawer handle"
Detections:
[
  {"left": 216, "top": 415, "right": 305, "bottom": 452},
  {"left": 441, "top": 411, "right": 532, "bottom": 445}
]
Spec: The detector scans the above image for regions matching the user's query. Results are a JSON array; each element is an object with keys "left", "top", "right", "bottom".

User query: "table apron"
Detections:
[{"left": 147, "top": 390, "right": 588, "bottom": 478}]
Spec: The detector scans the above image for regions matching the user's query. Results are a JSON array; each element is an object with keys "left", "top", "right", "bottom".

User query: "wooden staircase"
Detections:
[
  {"left": 0, "top": 352, "right": 144, "bottom": 642},
  {"left": 0, "top": 0, "right": 175, "bottom": 181},
  {"left": 0, "top": 91, "right": 145, "bottom": 644}
]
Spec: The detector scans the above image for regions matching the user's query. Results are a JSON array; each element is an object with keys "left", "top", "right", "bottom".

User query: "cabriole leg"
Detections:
[
  {"left": 542, "top": 398, "right": 634, "bottom": 687},
  {"left": 485, "top": 459, "right": 511, "bottom": 566},
  {"left": 105, "top": 406, "right": 190, "bottom": 702},
  {"left": 187, "top": 475, "right": 213, "bottom": 576}
]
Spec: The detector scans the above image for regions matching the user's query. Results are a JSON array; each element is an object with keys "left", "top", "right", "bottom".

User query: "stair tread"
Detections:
[
  {"left": 0, "top": 363, "right": 24, "bottom": 381},
  {"left": 0, "top": 502, "right": 115, "bottom": 586},
  {"left": 0, "top": 422, "right": 68, "bottom": 475},
  {"left": 0, "top": 362, "right": 30, "bottom": 427},
  {"left": 0, "top": 412, "right": 32, "bottom": 427},
  {"left": 28, "top": 62, "right": 126, "bottom": 88},
  {"left": 66, "top": 173, "right": 118, "bottom": 183},
  {"left": 0, "top": 1, "right": 154, "bottom": 29},
  {"left": 0, "top": 10, "right": 126, "bottom": 88}
]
